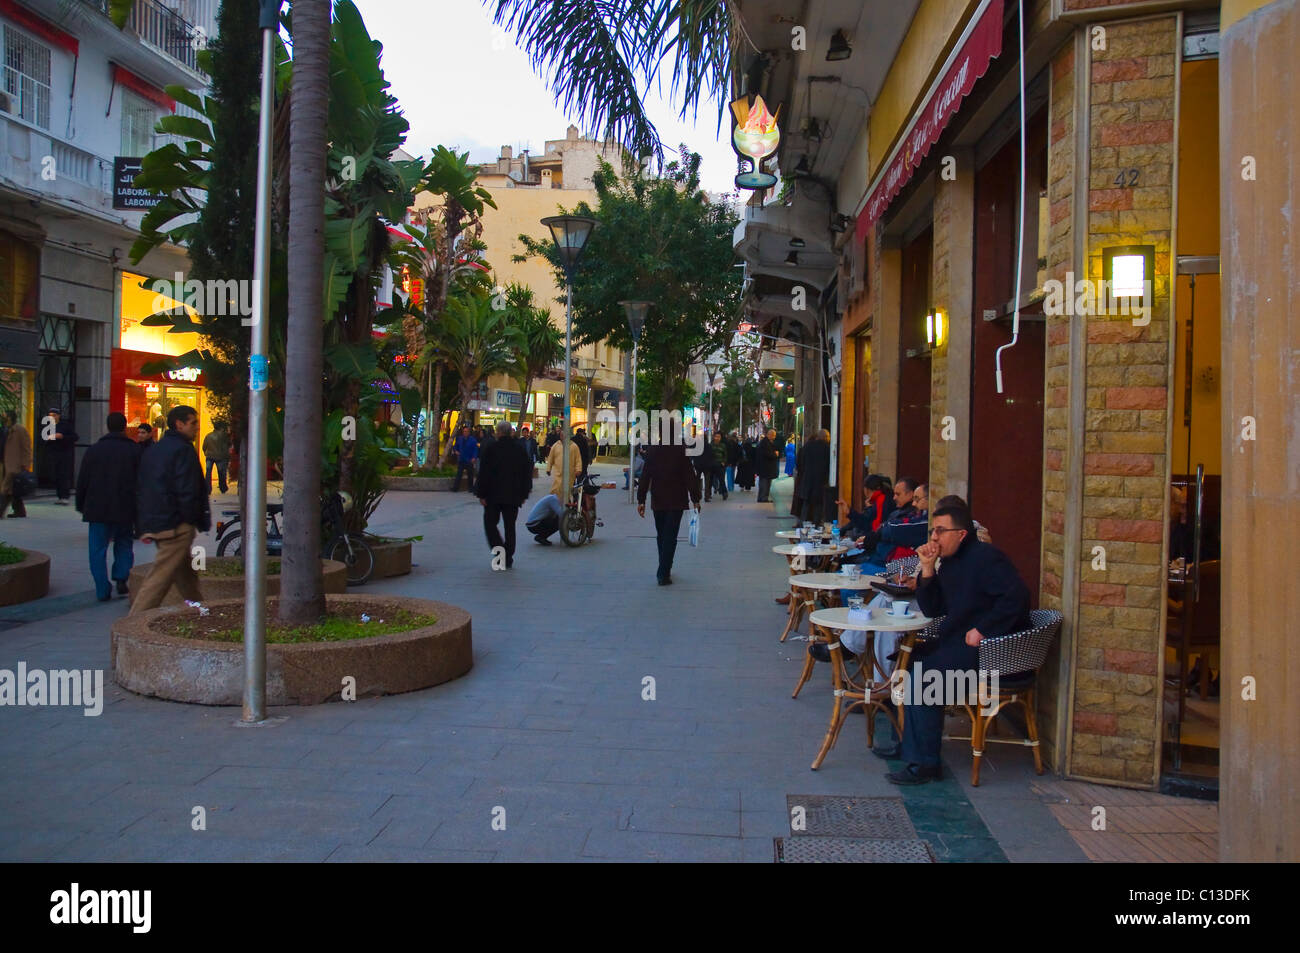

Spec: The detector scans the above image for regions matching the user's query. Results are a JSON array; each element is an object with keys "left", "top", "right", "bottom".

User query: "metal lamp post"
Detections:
[
  {"left": 620, "top": 300, "right": 650, "bottom": 503},
  {"left": 242, "top": 0, "right": 281, "bottom": 725},
  {"left": 540, "top": 215, "right": 598, "bottom": 502},
  {"left": 578, "top": 356, "right": 599, "bottom": 446},
  {"left": 704, "top": 358, "right": 723, "bottom": 436}
]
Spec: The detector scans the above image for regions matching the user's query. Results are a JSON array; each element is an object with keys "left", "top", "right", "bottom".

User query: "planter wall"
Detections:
[
  {"left": 112, "top": 594, "right": 472, "bottom": 705},
  {"left": 127, "top": 558, "right": 347, "bottom": 607},
  {"left": 0, "top": 550, "right": 50, "bottom": 607},
  {"left": 383, "top": 476, "right": 455, "bottom": 491},
  {"left": 368, "top": 539, "right": 412, "bottom": 578}
]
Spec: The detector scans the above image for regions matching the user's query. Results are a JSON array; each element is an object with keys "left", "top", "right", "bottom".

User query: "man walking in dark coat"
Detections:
[
  {"left": 796, "top": 429, "right": 832, "bottom": 523},
  {"left": 42, "top": 407, "right": 78, "bottom": 504},
  {"left": 636, "top": 426, "right": 701, "bottom": 585},
  {"left": 76, "top": 412, "right": 139, "bottom": 601},
  {"left": 884, "top": 503, "right": 1031, "bottom": 785},
  {"left": 755, "top": 428, "right": 781, "bottom": 502},
  {"left": 131, "top": 406, "right": 211, "bottom": 614},
  {"left": 476, "top": 421, "right": 533, "bottom": 569}
]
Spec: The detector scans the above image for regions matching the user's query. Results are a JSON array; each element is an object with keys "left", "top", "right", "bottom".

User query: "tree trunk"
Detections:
[
  {"left": 515, "top": 373, "right": 534, "bottom": 429},
  {"left": 428, "top": 360, "right": 442, "bottom": 464},
  {"left": 279, "top": 0, "right": 329, "bottom": 624}
]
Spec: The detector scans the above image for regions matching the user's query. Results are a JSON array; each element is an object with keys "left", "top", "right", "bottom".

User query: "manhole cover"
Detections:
[
  {"left": 774, "top": 836, "right": 935, "bottom": 863},
  {"left": 786, "top": 795, "right": 917, "bottom": 839}
]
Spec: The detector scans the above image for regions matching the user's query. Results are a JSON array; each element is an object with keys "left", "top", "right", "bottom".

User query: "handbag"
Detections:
[
  {"left": 688, "top": 509, "right": 699, "bottom": 547},
  {"left": 11, "top": 470, "right": 37, "bottom": 499}
]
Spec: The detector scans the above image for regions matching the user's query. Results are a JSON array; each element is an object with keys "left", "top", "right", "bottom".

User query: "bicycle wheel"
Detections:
[
  {"left": 327, "top": 534, "right": 375, "bottom": 586},
  {"left": 559, "top": 508, "right": 586, "bottom": 547},
  {"left": 216, "top": 529, "right": 243, "bottom": 557}
]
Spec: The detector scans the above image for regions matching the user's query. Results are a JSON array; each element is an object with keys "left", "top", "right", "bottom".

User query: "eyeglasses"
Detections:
[{"left": 929, "top": 526, "right": 964, "bottom": 537}]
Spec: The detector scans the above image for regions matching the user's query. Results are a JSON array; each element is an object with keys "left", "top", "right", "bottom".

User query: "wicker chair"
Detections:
[{"left": 953, "top": 609, "right": 1063, "bottom": 786}]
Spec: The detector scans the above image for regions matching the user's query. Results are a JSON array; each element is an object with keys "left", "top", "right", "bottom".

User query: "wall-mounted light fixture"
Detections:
[
  {"left": 788, "top": 236, "right": 805, "bottom": 248},
  {"left": 1102, "top": 244, "right": 1154, "bottom": 306},
  {"left": 925, "top": 309, "right": 945, "bottom": 349},
  {"left": 826, "top": 30, "right": 852, "bottom": 62}
]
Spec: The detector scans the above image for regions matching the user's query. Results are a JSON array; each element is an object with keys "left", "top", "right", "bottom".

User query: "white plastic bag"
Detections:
[{"left": 688, "top": 509, "right": 699, "bottom": 547}]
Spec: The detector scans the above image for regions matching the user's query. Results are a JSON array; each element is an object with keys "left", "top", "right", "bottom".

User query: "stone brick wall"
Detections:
[
  {"left": 1038, "top": 38, "right": 1079, "bottom": 775},
  {"left": 1071, "top": 16, "right": 1178, "bottom": 785}
]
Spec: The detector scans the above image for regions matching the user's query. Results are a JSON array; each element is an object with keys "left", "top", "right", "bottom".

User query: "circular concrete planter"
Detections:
[
  {"left": 367, "top": 538, "right": 412, "bottom": 577},
  {"left": 0, "top": 549, "right": 50, "bottom": 607},
  {"left": 112, "top": 594, "right": 472, "bottom": 706},
  {"left": 383, "top": 476, "right": 454, "bottom": 491},
  {"left": 127, "top": 558, "right": 347, "bottom": 607}
]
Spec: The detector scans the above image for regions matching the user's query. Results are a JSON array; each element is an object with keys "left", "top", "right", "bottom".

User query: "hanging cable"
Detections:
[{"left": 994, "top": 0, "right": 1028, "bottom": 394}]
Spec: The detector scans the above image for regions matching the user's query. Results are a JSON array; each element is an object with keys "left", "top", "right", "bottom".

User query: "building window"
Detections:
[
  {"left": 3, "top": 25, "right": 52, "bottom": 129},
  {"left": 121, "top": 91, "right": 158, "bottom": 156},
  {"left": 0, "top": 230, "right": 40, "bottom": 320}
]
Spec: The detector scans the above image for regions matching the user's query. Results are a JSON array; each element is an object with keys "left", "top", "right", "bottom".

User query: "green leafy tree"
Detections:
[
  {"left": 499, "top": 284, "right": 563, "bottom": 429},
  {"left": 516, "top": 151, "right": 741, "bottom": 408}
]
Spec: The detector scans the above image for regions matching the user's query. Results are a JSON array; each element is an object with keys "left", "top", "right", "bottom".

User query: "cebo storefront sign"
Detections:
[{"left": 166, "top": 367, "right": 201, "bottom": 382}]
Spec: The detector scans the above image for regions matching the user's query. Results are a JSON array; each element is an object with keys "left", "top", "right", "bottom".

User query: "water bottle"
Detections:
[{"left": 830, "top": 525, "right": 840, "bottom": 547}]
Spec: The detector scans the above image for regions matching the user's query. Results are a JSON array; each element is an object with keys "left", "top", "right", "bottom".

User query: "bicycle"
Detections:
[
  {"left": 214, "top": 493, "right": 375, "bottom": 586},
  {"left": 559, "top": 470, "right": 603, "bottom": 547}
]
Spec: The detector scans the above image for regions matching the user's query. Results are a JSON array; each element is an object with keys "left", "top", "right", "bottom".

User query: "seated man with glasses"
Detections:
[{"left": 881, "top": 503, "right": 1031, "bottom": 785}]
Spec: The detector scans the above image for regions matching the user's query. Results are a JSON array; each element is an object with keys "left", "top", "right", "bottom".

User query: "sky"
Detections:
[{"left": 351, "top": 0, "right": 739, "bottom": 194}]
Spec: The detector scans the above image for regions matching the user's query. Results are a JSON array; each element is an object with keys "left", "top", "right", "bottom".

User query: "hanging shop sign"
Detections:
[
  {"left": 731, "top": 94, "right": 781, "bottom": 191},
  {"left": 493, "top": 389, "right": 523, "bottom": 410},
  {"left": 856, "top": 0, "right": 1004, "bottom": 238},
  {"left": 113, "top": 157, "right": 162, "bottom": 211}
]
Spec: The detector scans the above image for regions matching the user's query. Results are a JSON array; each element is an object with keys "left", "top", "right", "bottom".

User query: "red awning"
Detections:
[
  {"left": 112, "top": 64, "right": 176, "bottom": 113},
  {"left": 857, "top": 0, "right": 1003, "bottom": 239},
  {"left": 0, "top": 0, "right": 79, "bottom": 56}
]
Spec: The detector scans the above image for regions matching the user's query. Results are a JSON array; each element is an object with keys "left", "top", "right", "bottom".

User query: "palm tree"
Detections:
[
  {"left": 486, "top": 0, "right": 741, "bottom": 162},
  {"left": 279, "top": 0, "right": 330, "bottom": 624},
  {"left": 427, "top": 291, "right": 525, "bottom": 463},
  {"left": 499, "top": 284, "right": 563, "bottom": 429}
]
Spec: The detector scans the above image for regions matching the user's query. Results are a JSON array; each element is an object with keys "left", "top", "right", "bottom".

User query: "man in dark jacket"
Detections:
[
  {"left": 755, "top": 428, "right": 781, "bottom": 502},
  {"left": 476, "top": 421, "right": 533, "bottom": 569},
  {"left": 131, "top": 405, "right": 211, "bottom": 614},
  {"left": 76, "top": 413, "right": 140, "bottom": 601},
  {"left": 636, "top": 429, "right": 702, "bottom": 585},
  {"left": 42, "top": 407, "right": 78, "bottom": 504},
  {"left": 795, "top": 429, "right": 831, "bottom": 523},
  {"left": 884, "top": 503, "right": 1031, "bottom": 785},
  {"left": 519, "top": 426, "right": 539, "bottom": 465}
]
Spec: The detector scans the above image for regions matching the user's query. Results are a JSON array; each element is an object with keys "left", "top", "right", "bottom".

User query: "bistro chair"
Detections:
[{"left": 950, "top": 609, "right": 1063, "bottom": 786}]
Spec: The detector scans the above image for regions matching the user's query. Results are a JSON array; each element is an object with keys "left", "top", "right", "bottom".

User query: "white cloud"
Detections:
[{"left": 352, "top": 0, "right": 737, "bottom": 193}]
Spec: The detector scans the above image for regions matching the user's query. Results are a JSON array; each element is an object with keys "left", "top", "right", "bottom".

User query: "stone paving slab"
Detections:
[{"left": 0, "top": 475, "right": 1100, "bottom": 862}]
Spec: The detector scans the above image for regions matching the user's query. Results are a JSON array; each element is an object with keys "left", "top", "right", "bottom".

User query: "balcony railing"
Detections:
[{"left": 78, "top": 0, "right": 206, "bottom": 75}]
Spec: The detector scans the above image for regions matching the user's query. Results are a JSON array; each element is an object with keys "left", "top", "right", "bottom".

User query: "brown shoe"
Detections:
[{"left": 775, "top": 593, "right": 791, "bottom": 605}]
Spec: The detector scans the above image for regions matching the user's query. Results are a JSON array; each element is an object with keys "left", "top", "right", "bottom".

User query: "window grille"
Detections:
[
  {"left": 3, "top": 25, "right": 51, "bottom": 129},
  {"left": 121, "top": 92, "right": 158, "bottom": 157}
]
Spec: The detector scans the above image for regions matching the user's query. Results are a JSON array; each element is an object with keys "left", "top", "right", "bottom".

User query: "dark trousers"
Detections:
[
  {"left": 652, "top": 508, "right": 684, "bottom": 581},
  {"left": 206, "top": 457, "right": 228, "bottom": 493},
  {"left": 0, "top": 492, "right": 25, "bottom": 517},
  {"left": 483, "top": 502, "right": 519, "bottom": 564},
  {"left": 88, "top": 521, "right": 135, "bottom": 600},
  {"left": 757, "top": 476, "right": 773, "bottom": 502},
  {"left": 900, "top": 636, "right": 981, "bottom": 768},
  {"left": 453, "top": 459, "right": 476, "bottom": 492},
  {"left": 55, "top": 453, "right": 74, "bottom": 500}
]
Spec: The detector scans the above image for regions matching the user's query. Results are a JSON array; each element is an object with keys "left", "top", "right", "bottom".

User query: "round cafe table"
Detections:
[
  {"left": 806, "top": 605, "right": 932, "bottom": 771},
  {"left": 772, "top": 544, "right": 850, "bottom": 642},
  {"left": 786, "top": 573, "right": 883, "bottom": 692},
  {"left": 775, "top": 529, "right": 832, "bottom": 541}
]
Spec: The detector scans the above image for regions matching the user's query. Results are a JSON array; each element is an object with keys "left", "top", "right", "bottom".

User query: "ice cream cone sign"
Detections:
[{"left": 731, "top": 94, "right": 781, "bottom": 161}]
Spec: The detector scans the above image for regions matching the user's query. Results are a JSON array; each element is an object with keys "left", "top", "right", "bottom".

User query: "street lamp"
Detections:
[
  {"left": 540, "top": 214, "right": 598, "bottom": 501},
  {"left": 620, "top": 300, "right": 651, "bottom": 503},
  {"left": 704, "top": 357, "right": 723, "bottom": 436},
  {"left": 578, "top": 355, "right": 599, "bottom": 447}
]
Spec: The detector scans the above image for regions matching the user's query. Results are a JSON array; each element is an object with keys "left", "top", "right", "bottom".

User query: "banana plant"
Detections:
[{"left": 499, "top": 284, "right": 563, "bottom": 429}]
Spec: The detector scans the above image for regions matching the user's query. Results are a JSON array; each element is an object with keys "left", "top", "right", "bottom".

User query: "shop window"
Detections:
[
  {"left": 120, "top": 91, "right": 158, "bottom": 157},
  {"left": 0, "top": 231, "right": 40, "bottom": 320},
  {"left": 2, "top": 25, "right": 51, "bottom": 129}
]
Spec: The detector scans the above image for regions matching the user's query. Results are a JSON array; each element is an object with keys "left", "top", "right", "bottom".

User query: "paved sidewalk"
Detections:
[{"left": 1, "top": 472, "right": 1115, "bottom": 861}]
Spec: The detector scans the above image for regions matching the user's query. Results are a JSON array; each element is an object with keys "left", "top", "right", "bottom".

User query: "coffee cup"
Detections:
[{"left": 890, "top": 600, "right": 910, "bottom": 617}]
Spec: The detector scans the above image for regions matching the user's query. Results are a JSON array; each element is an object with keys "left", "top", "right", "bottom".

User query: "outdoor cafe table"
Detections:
[
  {"left": 781, "top": 571, "right": 882, "bottom": 649},
  {"left": 772, "top": 543, "right": 850, "bottom": 641},
  {"left": 775, "top": 529, "right": 832, "bottom": 540},
  {"left": 806, "top": 605, "right": 932, "bottom": 771}
]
